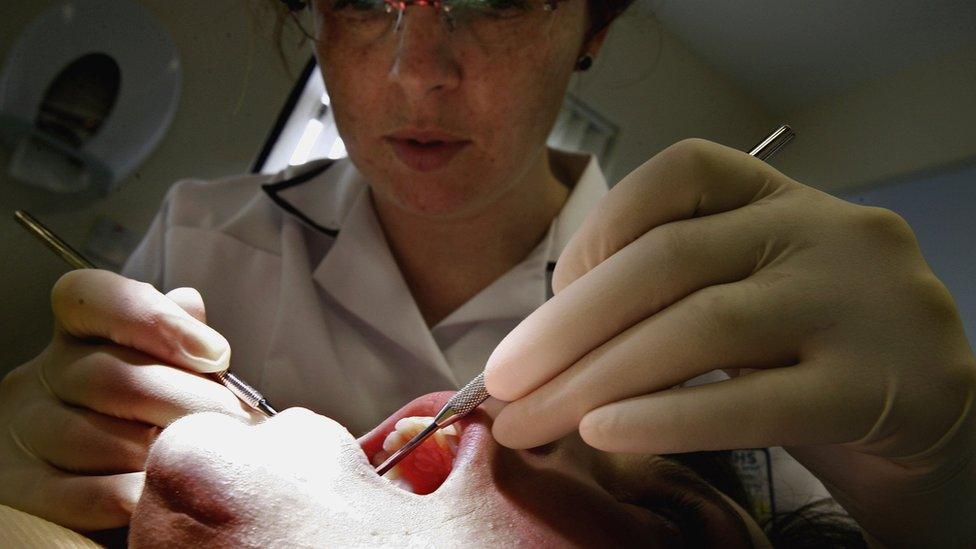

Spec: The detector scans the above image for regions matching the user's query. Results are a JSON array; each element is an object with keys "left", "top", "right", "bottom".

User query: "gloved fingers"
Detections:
[
  {"left": 552, "top": 138, "right": 797, "bottom": 293},
  {"left": 576, "top": 361, "right": 881, "bottom": 455},
  {"left": 491, "top": 274, "right": 809, "bottom": 449},
  {"left": 53, "top": 471, "right": 145, "bottom": 531},
  {"left": 13, "top": 396, "right": 158, "bottom": 474},
  {"left": 44, "top": 342, "right": 252, "bottom": 427},
  {"left": 486, "top": 201, "right": 779, "bottom": 402},
  {"left": 51, "top": 270, "right": 229, "bottom": 373},
  {"left": 165, "top": 287, "right": 207, "bottom": 323},
  {"left": 1, "top": 466, "right": 144, "bottom": 532}
]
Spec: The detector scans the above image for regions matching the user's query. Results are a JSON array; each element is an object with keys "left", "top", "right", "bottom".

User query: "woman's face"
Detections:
[{"left": 311, "top": 0, "right": 588, "bottom": 219}]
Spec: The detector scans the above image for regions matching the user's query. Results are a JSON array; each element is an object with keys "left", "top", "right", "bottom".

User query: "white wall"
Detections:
[
  {"left": 569, "top": 13, "right": 775, "bottom": 185},
  {"left": 772, "top": 45, "right": 976, "bottom": 192}
]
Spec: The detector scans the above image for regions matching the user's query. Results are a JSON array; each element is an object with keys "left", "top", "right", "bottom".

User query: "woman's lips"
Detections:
[{"left": 386, "top": 137, "right": 470, "bottom": 172}]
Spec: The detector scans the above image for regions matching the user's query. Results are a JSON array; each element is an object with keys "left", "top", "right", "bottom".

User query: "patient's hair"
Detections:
[{"left": 674, "top": 451, "right": 867, "bottom": 548}]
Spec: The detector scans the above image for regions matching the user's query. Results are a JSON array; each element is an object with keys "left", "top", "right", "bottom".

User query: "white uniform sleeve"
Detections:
[{"left": 120, "top": 188, "right": 172, "bottom": 288}]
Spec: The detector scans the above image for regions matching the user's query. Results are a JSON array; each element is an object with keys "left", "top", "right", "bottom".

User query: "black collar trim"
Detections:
[
  {"left": 261, "top": 161, "right": 339, "bottom": 237},
  {"left": 263, "top": 161, "right": 561, "bottom": 298},
  {"left": 545, "top": 261, "right": 556, "bottom": 300}
]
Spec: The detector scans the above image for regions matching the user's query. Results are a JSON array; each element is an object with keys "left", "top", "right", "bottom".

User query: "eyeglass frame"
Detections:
[
  {"left": 280, "top": 0, "right": 562, "bottom": 14},
  {"left": 281, "top": 0, "right": 567, "bottom": 43}
]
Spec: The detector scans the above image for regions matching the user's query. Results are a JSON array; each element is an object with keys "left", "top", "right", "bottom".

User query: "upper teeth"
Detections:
[{"left": 382, "top": 417, "right": 458, "bottom": 453}]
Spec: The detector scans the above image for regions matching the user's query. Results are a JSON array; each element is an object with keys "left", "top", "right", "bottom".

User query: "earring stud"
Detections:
[{"left": 576, "top": 53, "right": 593, "bottom": 71}]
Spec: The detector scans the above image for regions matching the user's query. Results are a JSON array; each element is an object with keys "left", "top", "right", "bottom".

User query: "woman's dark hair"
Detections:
[
  {"left": 673, "top": 450, "right": 868, "bottom": 548},
  {"left": 587, "top": 0, "right": 637, "bottom": 40}
]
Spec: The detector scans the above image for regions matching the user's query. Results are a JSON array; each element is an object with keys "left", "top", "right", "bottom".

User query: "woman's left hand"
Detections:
[{"left": 484, "top": 138, "right": 976, "bottom": 546}]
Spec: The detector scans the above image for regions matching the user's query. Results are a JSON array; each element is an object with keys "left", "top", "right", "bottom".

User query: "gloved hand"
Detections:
[
  {"left": 0, "top": 270, "right": 256, "bottom": 531},
  {"left": 484, "top": 139, "right": 976, "bottom": 546}
]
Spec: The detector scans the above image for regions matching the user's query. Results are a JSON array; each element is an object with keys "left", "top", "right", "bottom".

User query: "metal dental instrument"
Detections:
[
  {"left": 374, "top": 124, "right": 796, "bottom": 476},
  {"left": 750, "top": 124, "right": 795, "bottom": 161},
  {"left": 13, "top": 210, "right": 279, "bottom": 417}
]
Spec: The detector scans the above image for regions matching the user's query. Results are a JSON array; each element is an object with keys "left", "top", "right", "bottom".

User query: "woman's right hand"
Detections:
[{"left": 0, "top": 270, "right": 256, "bottom": 531}]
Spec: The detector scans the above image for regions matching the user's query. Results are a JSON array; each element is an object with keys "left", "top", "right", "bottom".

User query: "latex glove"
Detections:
[
  {"left": 0, "top": 270, "right": 255, "bottom": 531},
  {"left": 484, "top": 139, "right": 976, "bottom": 546}
]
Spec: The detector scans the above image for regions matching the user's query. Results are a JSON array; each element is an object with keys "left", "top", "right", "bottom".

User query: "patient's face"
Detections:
[{"left": 129, "top": 392, "right": 769, "bottom": 547}]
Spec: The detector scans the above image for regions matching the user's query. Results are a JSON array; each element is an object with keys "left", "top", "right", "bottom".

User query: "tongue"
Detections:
[{"left": 368, "top": 417, "right": 459, "bottom": 495}]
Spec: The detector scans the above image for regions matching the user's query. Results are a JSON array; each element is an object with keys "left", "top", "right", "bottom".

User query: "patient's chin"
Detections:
[{"left": 129, "top": 491, "right": 228, "bottom": 548}]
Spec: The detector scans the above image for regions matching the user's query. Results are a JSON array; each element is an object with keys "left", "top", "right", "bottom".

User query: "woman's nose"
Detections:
[{"left": 388, "top": 8, "right": 462, "bottom": 100}]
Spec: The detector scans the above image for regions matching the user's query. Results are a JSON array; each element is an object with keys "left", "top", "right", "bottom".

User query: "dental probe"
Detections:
[
  {"left": 375, "top": 124, "right": 796, "bottom": 476},
  {"left": 13, "top": 210, "right": 279, "bottom": 417}
]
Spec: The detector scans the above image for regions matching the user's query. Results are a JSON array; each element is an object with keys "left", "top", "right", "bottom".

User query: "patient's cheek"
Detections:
[{"left": 144, "top": 443, "right": 239, "bottom": 524}]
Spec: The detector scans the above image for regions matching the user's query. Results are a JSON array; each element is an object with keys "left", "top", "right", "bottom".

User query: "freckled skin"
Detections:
[{"left": 311, "top": 0, "right": 588, "bottom": 219}]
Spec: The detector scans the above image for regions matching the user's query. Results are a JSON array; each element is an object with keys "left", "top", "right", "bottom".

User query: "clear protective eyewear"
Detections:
[{"left": 319, "top": 0, "right": 565, "bottom": 46}]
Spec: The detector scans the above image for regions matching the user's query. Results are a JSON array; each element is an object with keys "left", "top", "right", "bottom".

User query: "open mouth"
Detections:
[{"left": 358, "top": 391, "right": 490, "bottom": 495}]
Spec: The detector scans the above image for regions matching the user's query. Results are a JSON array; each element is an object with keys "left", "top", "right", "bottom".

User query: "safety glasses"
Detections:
[{"left": 284, "top": 0, "right": 564, "bottom": 47}]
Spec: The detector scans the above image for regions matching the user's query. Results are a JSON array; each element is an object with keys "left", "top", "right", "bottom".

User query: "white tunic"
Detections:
[
  {"left": 122, "top": 150, "right": 602, "bottom": 436},
  {"left": 122, "top": 149, "right": 828, "bottom": 513}
]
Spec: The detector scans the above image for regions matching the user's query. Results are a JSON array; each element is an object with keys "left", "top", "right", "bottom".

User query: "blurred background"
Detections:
[{"left": 1, "top": 0, "right": 974, "bottom": 376}]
